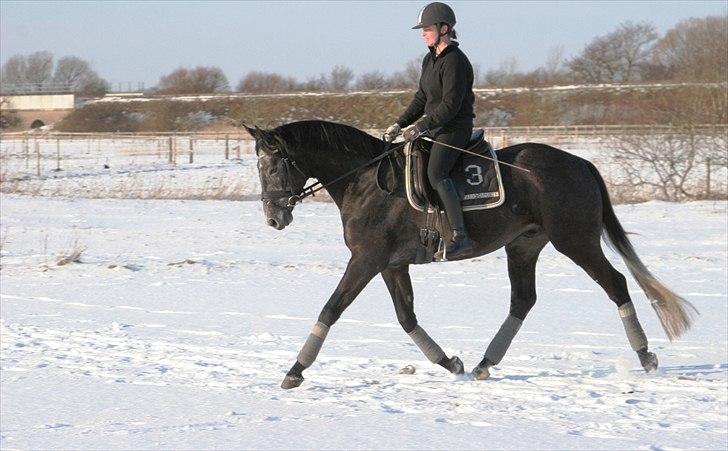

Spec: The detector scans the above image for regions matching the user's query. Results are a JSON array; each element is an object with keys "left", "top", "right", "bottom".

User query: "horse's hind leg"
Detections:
[
  {"left": 551, "top": 236, "right": 658, "bottom": 372},
  {"left": 473, "top": 233, "right": 548, "bottom": 380},
  {"left": 381, "top": 266, "right": 464, "bottom": 375}
]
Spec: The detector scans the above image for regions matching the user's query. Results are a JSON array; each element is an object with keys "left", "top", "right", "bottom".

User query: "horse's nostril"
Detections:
[{"left": 267, "top": 218, "right": 279, "bottom": 228}]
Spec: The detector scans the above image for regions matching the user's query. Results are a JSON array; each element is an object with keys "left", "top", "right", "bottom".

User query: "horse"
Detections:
[{"left": 243, "top": 120, "right": 697, "bottom": 390}]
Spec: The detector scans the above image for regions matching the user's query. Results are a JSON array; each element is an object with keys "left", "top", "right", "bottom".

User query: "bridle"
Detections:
[
  {"left": 259, "top": 155, "right": 310, "bottom": 208},
  {"left": 259, "top": 139, "right": 406, "bottom": 208}
]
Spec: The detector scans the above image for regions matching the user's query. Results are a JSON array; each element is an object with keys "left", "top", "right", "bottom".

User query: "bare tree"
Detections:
[
  {"left": 389, "top": 58, "right": 422, "bottom": 89},
  {"left": 25, "top": 51, "right": 54, "bottom": 86},
  {"left": 53, "top": 56, "right": 109, "bottom": 96},
  {"left": 53, "top": 56, "right": 91, "bottom": 86},
  {"left": 651, "top": 16, "right": 728, "bottom": 82},
  {"left": 299, "top": 74, "right": 328, "bottom": 92},
  {"left": 544, "top": 45, "right": 565, "bottom": 76},
  {"left": 236, "top": 71, "right": 297, "bottom": 93},
  {"left": 482, "top": 57, "right": 519, "bottom": 86},
  {"left": 157, "top": 66, "right": 229, "bottom": 94},
  {"left": 0, "top": 55, "right": 28, "bottom": 86},
  {"left": 328, "top": 65, "right": 354, "bottom": 91},
  {"left": 76, "top": 73, "right": 110, "bottom": 97},
  {"left": 1, "top": 51, "right": 54, "bottom": 87},
  {"left": 355, "top": 70, "right": 390, "bottom": 91},
  {"left": 608, "top": 130, "right": 726, "bottom": 201},
  {"left": 568, "top": 21, "right": 658, "bottom": 83}
]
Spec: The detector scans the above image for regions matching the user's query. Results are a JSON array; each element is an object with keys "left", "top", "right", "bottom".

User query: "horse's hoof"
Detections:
[
  {"left": 472, "top": 365, "right": 491, "bottom": 380},
  {"left": 638, "top": 350, "right": 658, "bottom": 373},
  {"left": 281, "top": 374, "right": 304, "bottom": 389},
  {"left": 448, "top": 356, "right": 465, "bottom": 375}
]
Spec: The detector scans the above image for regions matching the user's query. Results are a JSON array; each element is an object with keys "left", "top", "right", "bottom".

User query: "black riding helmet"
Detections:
[{"left": 412, "top": 2, "right": 456, "bottom": 30}]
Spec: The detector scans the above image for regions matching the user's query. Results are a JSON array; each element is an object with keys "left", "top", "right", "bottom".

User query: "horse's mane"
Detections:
[{"left": 273, "top": 120, "right": 384, "bottom": 159}]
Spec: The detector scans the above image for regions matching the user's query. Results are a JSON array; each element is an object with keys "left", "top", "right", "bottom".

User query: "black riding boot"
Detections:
[{"left": 434, "top": 178, "right": 473, "bottom": 260}]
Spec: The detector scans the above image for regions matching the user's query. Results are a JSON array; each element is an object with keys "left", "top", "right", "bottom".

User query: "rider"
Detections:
[{"left": 384, "top": 1, "right": 475, "bottom": 259}]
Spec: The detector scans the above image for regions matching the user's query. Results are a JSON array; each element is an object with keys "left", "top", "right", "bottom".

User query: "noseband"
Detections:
[{"left": 260, "top": 156, "right": 308, "bottom": 208}]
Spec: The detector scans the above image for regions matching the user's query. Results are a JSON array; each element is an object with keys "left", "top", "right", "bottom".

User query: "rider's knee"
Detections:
[{"left": 427, "top": 169, "right": 446, "bottom": 188}]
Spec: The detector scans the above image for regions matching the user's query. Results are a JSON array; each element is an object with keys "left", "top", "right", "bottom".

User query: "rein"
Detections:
[
  {"left": 421, "top": 137, "right": 532, "bottom": 173},
  {"left": 262, "top": 141, "right": 406, "bottom": 207}
]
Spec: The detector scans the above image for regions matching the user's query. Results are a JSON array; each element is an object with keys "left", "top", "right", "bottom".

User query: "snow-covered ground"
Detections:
[{"left": 1, "top": 195, "right": 726, "bottom": 450}]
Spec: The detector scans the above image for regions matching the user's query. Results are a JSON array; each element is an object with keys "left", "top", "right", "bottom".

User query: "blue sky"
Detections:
[{"left": 1, "top": 1, "right": 726, "bottom": 88}]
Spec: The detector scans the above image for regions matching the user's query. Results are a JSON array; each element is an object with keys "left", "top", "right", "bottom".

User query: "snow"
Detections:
[{"left": 1, "top": 194, "right": 726, "bottom": 450}]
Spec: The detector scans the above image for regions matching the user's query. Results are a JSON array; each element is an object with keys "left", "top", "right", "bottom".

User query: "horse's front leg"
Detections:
[
  {"left": 281, "top": 255, "right": 382, "bottom": 389},
  {"left": 381, "top": 266, "right": 464, "bottom": 375}
]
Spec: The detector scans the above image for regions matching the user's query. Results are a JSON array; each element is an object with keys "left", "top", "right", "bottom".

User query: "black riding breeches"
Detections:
[{"left": 427, "top": 127, "right": 473, "bottom": 187}]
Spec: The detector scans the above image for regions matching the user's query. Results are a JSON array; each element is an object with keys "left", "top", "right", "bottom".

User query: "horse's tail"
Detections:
[{"left": 586, "top": 161, "right": 698, "bottom": 340}]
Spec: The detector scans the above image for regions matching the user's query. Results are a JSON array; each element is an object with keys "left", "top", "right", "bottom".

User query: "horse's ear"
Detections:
[
  {"left": 242, "top": 123, "right": 259, "bottom": 139},
  {"left": 246, "top": 125, "right": 280, "bottom": 154}
]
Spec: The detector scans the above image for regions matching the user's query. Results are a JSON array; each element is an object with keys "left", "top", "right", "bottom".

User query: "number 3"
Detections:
[{"left": 465, "top": 164, "right": 484, "bottom": 186}]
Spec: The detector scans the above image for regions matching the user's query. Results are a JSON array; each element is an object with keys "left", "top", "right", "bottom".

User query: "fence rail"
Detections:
[
  {"left": 0, "top": 83, "right": 74, "bottom": 94},
  {"left": 1, "top": 126, "right": 725, "bottom": 202}
]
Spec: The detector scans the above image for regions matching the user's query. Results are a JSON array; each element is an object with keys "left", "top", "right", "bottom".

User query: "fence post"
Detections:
[
  {"left": 56, "top": 139, "right": 61, "bottom": 171},
  {"left": 705, "top": 157, "right": 711, "bottom": 198},
  {"left": 189, "top": 138, "right": 194, "bottom": 164},
  {"left": 168, "top": 136, "right": 174, "bottom": 164},
  {"left": 225, "top": 134, "right": 230, "bottom": 160},
  {"left": 24, "top": 138, "right": 29, "bottom": 169},
  {"left": 35, "top": 140, "right": 41, "bottom": 177},
  {"left": 501, "top": 129, "right": 507, "bottom": 148},
  {"left": 236, "top": 139, "right": 241, "bottom": 159}
]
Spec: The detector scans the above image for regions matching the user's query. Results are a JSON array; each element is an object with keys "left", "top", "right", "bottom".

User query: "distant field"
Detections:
[{"left": 47, "top": 83, "right": 727, "bottom": 133}]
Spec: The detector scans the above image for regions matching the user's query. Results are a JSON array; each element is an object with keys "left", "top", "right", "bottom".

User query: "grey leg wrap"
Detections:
[
  {"left": 297, "top": 322, "right": 330, "bottom": 368},
  {"left": 408, "top": 325, "right": 446, "bottom": 363},
  {"left": 618, "top": 302, "right": 648, "bottom": 352},
  {"left": 484, "top": 315, "right": 523, "bottom": 365}
]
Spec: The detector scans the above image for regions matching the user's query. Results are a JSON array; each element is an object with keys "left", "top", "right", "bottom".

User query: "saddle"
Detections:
[
  {"left": 404, "top": 129, "right": 505, "bottom": 213},
  {"left": 373, "top": 129, "right": 504, "bottom": 264}
]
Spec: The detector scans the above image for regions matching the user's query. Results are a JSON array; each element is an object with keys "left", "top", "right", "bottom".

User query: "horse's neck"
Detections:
[{"left": 296, "top": 145, "right": 382, "bottom": 209}]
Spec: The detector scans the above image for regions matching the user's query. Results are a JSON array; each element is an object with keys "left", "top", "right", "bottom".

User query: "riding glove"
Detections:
[
  {"left": 384, "top": 124, "right": 400, "bottom": 142},
  {"left": 402, "top": 123, "right": 427, "bottom": 142}
]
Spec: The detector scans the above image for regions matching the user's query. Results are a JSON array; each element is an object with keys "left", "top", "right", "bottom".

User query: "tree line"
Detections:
[
  {"left": 0, "top": 51, "right": 108, "bottom": 96},
  {"left": 153, "top": 16, "right": 726, "bottom": 95},
  {"left": 1, "top": 15, "right": 725, "bottom": 97}
]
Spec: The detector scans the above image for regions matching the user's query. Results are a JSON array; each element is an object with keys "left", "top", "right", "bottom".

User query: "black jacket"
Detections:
[{"left": 396, "top": 41, "right": 475, "bottom": 132}]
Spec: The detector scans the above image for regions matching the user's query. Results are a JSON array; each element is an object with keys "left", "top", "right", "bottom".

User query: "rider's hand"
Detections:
[
  {"left": 402, "top": 123, "right": 427, "bottom": 142},
  {"left": 383, "top": 124, "right": 401, "bottom": 142}
]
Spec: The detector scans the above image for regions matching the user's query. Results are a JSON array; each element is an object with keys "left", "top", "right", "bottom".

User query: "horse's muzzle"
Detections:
[{"left": 265, "top": 207, "right": 293, "bottom": 230}]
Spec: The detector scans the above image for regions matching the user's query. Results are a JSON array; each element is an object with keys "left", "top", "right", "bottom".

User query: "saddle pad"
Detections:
[
  {"left": 404, "top": 137, "right": 505, "bottom": 213},
  {"left": 452, "top": 143, "right": 505, "bottom": 211}
]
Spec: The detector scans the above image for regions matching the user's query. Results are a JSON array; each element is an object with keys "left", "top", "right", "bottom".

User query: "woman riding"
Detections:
[{"left": 384, "top": 1, "right": 476, "bottom": 260}]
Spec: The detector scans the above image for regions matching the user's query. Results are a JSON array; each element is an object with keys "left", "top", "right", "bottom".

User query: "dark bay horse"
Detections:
[{"left": 244, "top": 120, "right": 697, "bottom": 390}]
